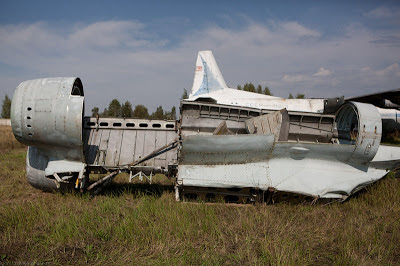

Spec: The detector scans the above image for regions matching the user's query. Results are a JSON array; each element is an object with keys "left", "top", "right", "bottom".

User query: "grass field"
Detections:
[{"left": 0, "top": 125, "right": 399, "bottom": 265}]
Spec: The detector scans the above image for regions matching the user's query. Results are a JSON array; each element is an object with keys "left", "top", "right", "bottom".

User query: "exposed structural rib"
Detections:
[{"left": 176, "top": 101, "right": 400, "bottom": 203}]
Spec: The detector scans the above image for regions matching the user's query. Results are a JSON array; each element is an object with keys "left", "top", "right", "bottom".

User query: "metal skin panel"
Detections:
[
  {"left": 11, "top": 78, "right": 84, "bottom": 153},
  {"left": 177, "top": 102, "right": 400, "bottom": 200},
  {"left": 98, "top": 130, "right": 111, "bottom": 166},
  {"left": 177, "top": 141, "right": 391, "bottom": 199},
  {"left": 11, "top": 77, "right": 86, "bottom": 191},
  {"left": 336, "top": 102, "right": 382, "bottom": 163},
  {"left": 82, "top": 117, "right": 178, "bottom": 171},
  {"left": 143, "top": 130, "right": 156, "bottom": 166},
  {"left": 155, "top": 131, "right": 168, "bottom": 160},
  {"left": 180, "top": 135, "right": 275, "bottom": 165},
  {"left": 135, "top": 130, "right": 146, "bottom": 162},
  {"left": 105, "top": 130, "right": 124, "bottom": 167},
  {"left": 349, "top": 102, "right": 382, "bottom": 163},
  {"left": 84, "top": 128, "right": 102, "bottom": 164},
  {"left": 179, "top": 162, "right": 269, "bottom": 189},
  {"left": 267, "top": 142, "right": 387, "bottom": 199},
  {"left": 118, "top": 131, "right": 137, "bottom": 166}
]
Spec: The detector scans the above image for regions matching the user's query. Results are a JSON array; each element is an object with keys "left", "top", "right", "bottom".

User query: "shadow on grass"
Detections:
[{"left": 92, "top": 182, "right": 175, "bottom": 198}]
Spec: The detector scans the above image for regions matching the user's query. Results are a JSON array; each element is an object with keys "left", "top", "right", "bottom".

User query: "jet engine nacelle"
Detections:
[
  {"left": 11, "top": 77, "right": 86, "bottom": 191},
  {"left": 336, "top": 102, "right": 382, "bottom": 163}
]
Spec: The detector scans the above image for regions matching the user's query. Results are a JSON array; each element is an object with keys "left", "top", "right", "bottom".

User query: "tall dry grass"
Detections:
[
  {"left": 0, "top": 126, "right": 25, "bottom": 154},
  {"left": 0, "top": 126, "right": 399, "bottom": 265}
]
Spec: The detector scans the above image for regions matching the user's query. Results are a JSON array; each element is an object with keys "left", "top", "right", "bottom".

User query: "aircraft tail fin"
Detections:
[{"left": 189, "top": 51, "right": 228, "bottom": 98}]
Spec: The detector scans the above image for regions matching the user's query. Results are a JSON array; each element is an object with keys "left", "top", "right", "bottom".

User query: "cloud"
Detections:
[
  {"left": 68, "top": 21, "right": 147, "bottom": 50},
  {"left": 280, "top": 22, "right": 320, "bottom": 38},
  {"left": 313, "top": 67, "right": 331, "bottom": 77},
  {"left": 281, "top": 67, "right": 331, "bottom": 85},
  {"left": 282, "top": 74, "right": 309, "bottom": 82},
  {"left": 364, "top": 7, "right": 400, "bottom": 20},
  {"left": 375, "top": 63, "right": 400, "bottom": 77},
  {"left": 0, "top": 18, "right": 399, "bottom": 113},
  {"left": 370, "top": 35, "right": 400, "bottom": 47}
]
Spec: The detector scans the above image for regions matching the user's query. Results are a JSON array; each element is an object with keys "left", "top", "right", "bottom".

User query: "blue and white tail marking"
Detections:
[{"left": 190, "top": 51, "right": 227, "bottom": 97}]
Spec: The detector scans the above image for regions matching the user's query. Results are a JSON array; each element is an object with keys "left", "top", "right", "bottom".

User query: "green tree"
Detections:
[
  {"left": 263, "top": 86, "right": 272, "bottom": 95},
  {"left": 164, "top": 106, "right": 177, "bottom": 120},
  {"left": 295, "top": 93, "right": 305, "bottom": 99},
  {"left": 170, "top": 106, "right": 176, "bottom": 120},
  {"left": 151, "top": 106, "right": 164, "bottom": 120},
  {"left": 181, "top": 88, "right": 189, "bottom": 100},
  {"left": 1, "top": 95, "right": 11, "bottom": 118},
  {"left": 133, "top": 105, "right": 149, "bottom": 119},
  {"left": 121, "top": 101, "right": 133, "bottom": 118},
  {"left": 101, "top": 108, "right": 108, "bottom": 117},
  {"left": 91, "top": 107, "right": 99, "bottom": 117},
  {"left": 243, "top": 82, "right": 256, "bottom": 92},
  {"left": 108, "top": 99, "right": 122, "bottom": 117},
  {"left": 288, "top": 93, "right": 294, "bottom": 99},
  {"left": 256, "top": 85, "right": 262, "bottom": 94},
  {"left": 237, "top": 85, "right": 242, "bottom": 90}
]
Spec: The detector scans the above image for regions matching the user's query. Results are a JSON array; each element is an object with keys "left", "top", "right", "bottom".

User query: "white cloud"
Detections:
[
  {"left": 0, "top": 18, "right": 400, "bottom": 112},
  {"left": 280, "top": 22, "right": 320, "bottom": 38},
  {"left": 313, "top": 67, "right": 331, "bottom": 77},
  {"left": 282, "top": 74, "right": 309, "bottom": 82},
  {"left": 364, "top": 7, "right": 400, "bottom": 20},
  {"left": 68, "top": 21, "right": 150, "bottom": 50},
  {"left": 364, "top": 7, "right": 400, "bottom": 26},
  {"left": 375, "top": 63, "right": 400, "bottom": 76}
]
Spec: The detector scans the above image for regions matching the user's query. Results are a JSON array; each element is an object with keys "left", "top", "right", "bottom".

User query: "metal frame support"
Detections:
[{"left": 129, "top": 170, "right": 153, "bottom": 184}]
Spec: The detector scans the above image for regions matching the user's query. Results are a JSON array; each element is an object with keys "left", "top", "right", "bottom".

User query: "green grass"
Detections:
[{"left": 0, "top": 127, "right": 400, "bottom": 265}]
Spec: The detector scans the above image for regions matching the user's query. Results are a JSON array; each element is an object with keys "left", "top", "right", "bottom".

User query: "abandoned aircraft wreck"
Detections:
[{"left": 9, "top": 51, "right": 400, "bottom": 203}]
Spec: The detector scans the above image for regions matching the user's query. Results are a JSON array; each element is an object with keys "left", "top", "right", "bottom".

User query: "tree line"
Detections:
[
  {"left": 92, "top": 99, "right": 177, "bottom": 120},
  {"left": 1, "top": 86, "right": 307, "bottom": 119},
  {"left": 236, "top": 83, "right": 305, "bottom": 99},
  {"left": 182, "top": 84, "right": 305, "bottom": 99},
  {"left": 1, "top": 95, "right": 11, "bottom": 119}
]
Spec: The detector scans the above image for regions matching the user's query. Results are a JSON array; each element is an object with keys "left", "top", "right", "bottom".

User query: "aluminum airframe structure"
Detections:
[
  {"left": 188, "top": 51, "right": 400, "bottom": 132},
  {"left": 10, "top": 51, "right": 400, "bottom": 203}
]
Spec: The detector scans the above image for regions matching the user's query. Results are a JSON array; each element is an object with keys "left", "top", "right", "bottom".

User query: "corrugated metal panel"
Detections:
[{"left": 83, "top": 117, "right": 178, "bottom": 170}]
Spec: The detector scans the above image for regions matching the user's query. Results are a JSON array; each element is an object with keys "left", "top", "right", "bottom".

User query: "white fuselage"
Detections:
[{"left": 189, "top": 88, "right": 325, "bottom": 113}]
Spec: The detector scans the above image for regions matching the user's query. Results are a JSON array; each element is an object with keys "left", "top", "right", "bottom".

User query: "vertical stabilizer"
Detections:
[{"left": 190, "top": 51, "right": 227, "bottom": 98}]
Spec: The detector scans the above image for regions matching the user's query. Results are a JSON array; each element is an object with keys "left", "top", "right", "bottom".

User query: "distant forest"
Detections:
[
  {"left": 236, "top": 83, "right": 305, "bottom": 99},
  {"left": 1, "top": 84, "right": 306, "bottom": 119},
  {"left": 92, "top": 100, "right": 177, "bottom": 120}
]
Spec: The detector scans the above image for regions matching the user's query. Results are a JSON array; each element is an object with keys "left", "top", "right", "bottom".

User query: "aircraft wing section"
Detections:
[{"left": 345, "top": 88, "right": 400, "bottom": 108}]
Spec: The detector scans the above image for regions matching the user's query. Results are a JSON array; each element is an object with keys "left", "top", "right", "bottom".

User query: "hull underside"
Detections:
[{"left": 177, "top": 138, "right": 394, "bottom": 201}]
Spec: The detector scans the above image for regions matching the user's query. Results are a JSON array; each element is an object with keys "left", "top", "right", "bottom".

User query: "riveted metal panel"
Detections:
[
  {"left": 82, "top": 117, "right": 178, "bottom": 170},
  {"left": 105, "top": 130, "right": 124, "bottom": 167},
  {"left": 118, "top": 130, "right": 137, "bottom": 166}
]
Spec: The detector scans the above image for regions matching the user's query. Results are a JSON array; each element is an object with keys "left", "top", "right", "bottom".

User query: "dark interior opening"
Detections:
[{"left": 71, "top": 78, "right": 84, "bottom": 96}]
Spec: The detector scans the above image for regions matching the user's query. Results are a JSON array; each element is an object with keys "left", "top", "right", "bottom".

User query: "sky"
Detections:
[{"left": 1, "top": 0, "right": 400, "bottom": 115}]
